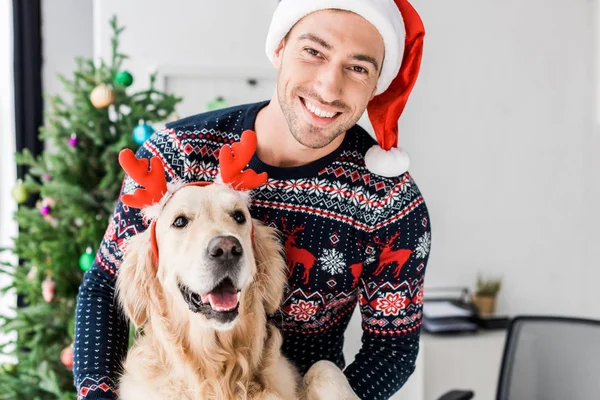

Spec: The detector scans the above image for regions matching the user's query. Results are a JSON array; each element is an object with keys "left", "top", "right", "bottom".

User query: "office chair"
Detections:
[{"left": 438, "top": 316, "right": 600, "bottom": 400}]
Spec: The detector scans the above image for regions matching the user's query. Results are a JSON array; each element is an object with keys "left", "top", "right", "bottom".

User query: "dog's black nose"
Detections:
[{"left": 207, "top": 236, "right": 243, "bottom": 260}]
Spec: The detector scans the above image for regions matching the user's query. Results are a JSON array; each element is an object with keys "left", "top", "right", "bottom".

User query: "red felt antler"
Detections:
[
  {"left": 118, "top": 149, "right": 168, "bottom": 208},
  {"left": 219, "top": 130, "right": 267, "bottom": 190}
]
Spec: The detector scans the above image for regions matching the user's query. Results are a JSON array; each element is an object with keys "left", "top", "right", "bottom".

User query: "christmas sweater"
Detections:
[{"left": 73, "top": 100, "right": 431, "bottom": 400}]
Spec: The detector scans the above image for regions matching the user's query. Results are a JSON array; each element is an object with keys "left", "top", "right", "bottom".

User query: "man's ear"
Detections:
[
  {"left": 272, "top": 37, "right": 287, "bottom": 70},
  {"left": 115, "top": 228, "right": 160, "bottom": 328},
  {"left": 370, "top": 54, "right": 385, "bottom": 100},
  {"left": 369, "top": 87, "right": 378, "bottom": 101}
]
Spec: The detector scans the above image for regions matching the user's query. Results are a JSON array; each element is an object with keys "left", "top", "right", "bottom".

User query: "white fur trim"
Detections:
[
  {"left": 215, "top": 173, "right": 254, "bottom": 206},
  {"left": 140, "top": 179, "right": 185, "bottom": 223},
  {"left": 140, "top": 203, "right": 162, "bottom": 223},
  {"left": 237, "top": 190, "right": 252, "bottom": 206},
  {"left": 139, "top": 176, "right": 255, "bottom": 223},
  {"left": 265, "top": 0, "right": 405, "bottom": 95},
  {"left": 166, "top": 180, "right": 186, "bottom": 193},
  {"left": 364, "top": 145, "right": 410, "bottom": 177}
]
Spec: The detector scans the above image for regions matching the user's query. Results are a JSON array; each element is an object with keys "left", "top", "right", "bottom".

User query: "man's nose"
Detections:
[
  {"left": 207, "top": 235, "right": 243, "bottom": 261},
  {"left": 315, "top": 64, "right": 344, "bottom": 103}
]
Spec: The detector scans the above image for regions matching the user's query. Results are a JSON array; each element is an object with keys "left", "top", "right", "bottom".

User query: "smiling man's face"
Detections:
[{"left": 272, "top": 9, "right": 385, "bottom": 149}]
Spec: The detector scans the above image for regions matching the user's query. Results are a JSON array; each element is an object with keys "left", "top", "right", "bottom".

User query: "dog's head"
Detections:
[
  {"left": 115, "top": 130, "right": 284, "bottom": 331},
  {"left": 116, "top": 183, "right": 286, "bottom": 331},
  {"left": 158, "top": 183, "right": 257, "bottom": 328}
]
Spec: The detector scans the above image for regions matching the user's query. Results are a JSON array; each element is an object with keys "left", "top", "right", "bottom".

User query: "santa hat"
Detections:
[{"left": 265, "top": 0, "right": 425, "bottom": 177}]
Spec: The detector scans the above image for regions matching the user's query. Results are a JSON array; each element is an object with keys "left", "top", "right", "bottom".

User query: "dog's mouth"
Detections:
[{"left": 178, "top": 277, "right": 241, "bottom": 318}]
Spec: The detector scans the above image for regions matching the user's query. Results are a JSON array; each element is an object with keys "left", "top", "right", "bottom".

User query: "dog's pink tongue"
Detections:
[
  {"left": 206, "top": 292, "right": 238, "bottom": 311},
  {"left": 201, "top": 282, "right": 239, "bottom": 311}
]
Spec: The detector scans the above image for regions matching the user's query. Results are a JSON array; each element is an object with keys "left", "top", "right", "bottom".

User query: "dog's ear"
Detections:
[
  {"left": 252, "top": 220, "right": 288, "bottom": 315},
  {"left": 116, "top": 228, "right": 159, "bottom": 328}
]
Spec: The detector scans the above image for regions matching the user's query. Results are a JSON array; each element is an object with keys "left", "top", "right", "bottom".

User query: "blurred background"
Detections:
[{"left": 0, "top": 0, "right": 598, "bottom": 399}]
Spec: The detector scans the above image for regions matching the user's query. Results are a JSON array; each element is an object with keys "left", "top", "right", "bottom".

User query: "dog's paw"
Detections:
[{"left": 302, "top": 360, "right": 360, "bottom": 400}]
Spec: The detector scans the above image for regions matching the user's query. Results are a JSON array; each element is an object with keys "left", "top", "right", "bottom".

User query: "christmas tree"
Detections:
[{"left": 0, "top": 17, "right": 181, "bottom": 399}]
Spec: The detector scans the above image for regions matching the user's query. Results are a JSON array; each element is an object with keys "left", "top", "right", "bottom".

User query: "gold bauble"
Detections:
[{"left": 90, "top": 84, "right": 115, "bottom": 109}]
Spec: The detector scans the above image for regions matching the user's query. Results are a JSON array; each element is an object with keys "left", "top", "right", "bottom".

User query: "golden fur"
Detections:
[{"left": 115, "top": 184, "right": 358, "bottom": 400}]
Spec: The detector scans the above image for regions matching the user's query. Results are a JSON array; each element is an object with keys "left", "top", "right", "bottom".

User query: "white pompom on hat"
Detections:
[{"left": 265, "top": 0, "right": 425, "bottom": 177}]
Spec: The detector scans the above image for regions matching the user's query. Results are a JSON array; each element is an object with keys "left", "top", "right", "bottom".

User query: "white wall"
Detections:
[
  {"left": 42, "top": 0, "right": 94, "bottom": 98},
  {"left": 94, "top": 0, "right": 277, "bottom": 95},
  {"left": 42, "top": 0, "right": 93, "bottom": 153},
  {"left": 0, "top": 0, "right": 17, "bottom": 363},
  {"left": 0, "top": 2, "right": 16, "bottom": 249},
  {"left": 591, "top": 0, "right": 600, "bottom": 320},
  {"left": 95, "top": 0, "right": 598, "bottom": 319},
  {"left": 406, "top": 0, "right": 597, "bottom": 319}
]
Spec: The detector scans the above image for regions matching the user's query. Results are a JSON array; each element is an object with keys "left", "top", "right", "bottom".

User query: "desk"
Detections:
[{"left": 421, "top": 330, "right": 507, "bottom": 400}]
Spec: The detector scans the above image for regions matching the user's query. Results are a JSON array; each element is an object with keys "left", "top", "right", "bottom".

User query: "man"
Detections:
[{"left": 73, "top": 1, "right": 431, "bottom": 399}]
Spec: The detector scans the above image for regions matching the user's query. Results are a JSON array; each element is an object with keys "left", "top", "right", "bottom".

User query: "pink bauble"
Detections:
[
  {"left": 68, "top": 134, "right": 78, "bottom": 147},
  {"left": 60, "top": 346, "right": 73, "bottom": 370},
  {"left": 42, "top": 278, "right": 56, "bottom": 303},
  {"left": 40, "top": 204, "right": 51, "bottom": 216}
]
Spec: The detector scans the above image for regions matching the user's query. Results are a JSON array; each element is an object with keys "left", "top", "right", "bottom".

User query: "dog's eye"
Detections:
[
  {"left": 172, "top": 216, "right": 189, "bottom": 228},
  {"left": 232, "top": 210, "right": 246, "bottom": 224}
]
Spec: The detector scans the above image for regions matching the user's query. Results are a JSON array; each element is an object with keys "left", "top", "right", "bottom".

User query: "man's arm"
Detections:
[
  {"left": 344, "top": 176, "right": 431, "bottom": 399},
  {"left": 73, "top": 128, "right": 183, "bottom": 398}
]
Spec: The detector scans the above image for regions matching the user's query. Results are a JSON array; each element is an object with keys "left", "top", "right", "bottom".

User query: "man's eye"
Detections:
[
  {"left": 352, "top": 66, "right": 368, "bottom": 74},
  {"left": 172, "top": 216, "right": 189, "bottom": 228},
  {"left": 232, "top": 210, "right": 246, "bottom": 224},
  {"left": 305, "top": 48, "right": 321, "bottom": 57}
]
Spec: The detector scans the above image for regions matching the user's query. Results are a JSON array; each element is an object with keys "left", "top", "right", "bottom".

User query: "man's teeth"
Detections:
[{"left": 305, "top": 100, "right": 337, "bottom": 118}]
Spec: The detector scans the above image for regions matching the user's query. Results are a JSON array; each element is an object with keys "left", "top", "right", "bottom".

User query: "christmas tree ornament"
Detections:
[
  {"left": 39, "top": 199, "right": 52, "bottom": 216},
  {"left": 27, "top": 266, "right": 38, "bottom": 281},
  {"left": 11, "top": 180, "right": 28, "bottom": 204},
  {"left": 206, "top": 96, "right": 228, "bottom": 112},
  {"left": 90, "top": 83, "right": 115, "bottom": 109},
  {"left": 114, "top": 70, "right": 134, "bottom": 87},
  {"left": 68, "top": 133, "right": 78, "bottom": 147},
  {"left": 133, "top": 121, "right": 155, "bottom": 145},
  {"left": 0, "top": 363, "right": 16, "bottom": 374},
  {"left": 79, "top": 247, "right": 95, "bottom": 272},
  {"left": 60, "top": 345, "right": 74, "bottom": 370},
  {"left": 42, "top": 277, "right": 56, "bottom": 303},
  {"left": 108, "top": 105, "right": 119, "bottom": 123},
  {"left": 39, "top": 197, "right": 58, "bottom": 225}
]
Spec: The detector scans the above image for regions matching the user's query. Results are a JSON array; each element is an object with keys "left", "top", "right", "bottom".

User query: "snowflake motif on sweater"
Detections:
[
  {"left": 320, "top": 248, "right": 346, "bottom": 274},
  {"left": 73, "top": 101, "right": 431, "bottom": 400}
]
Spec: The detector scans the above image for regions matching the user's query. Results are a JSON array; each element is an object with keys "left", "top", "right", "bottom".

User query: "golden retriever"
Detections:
[{"left": 115, "top": 182, "right": 358, "bottom": 400}]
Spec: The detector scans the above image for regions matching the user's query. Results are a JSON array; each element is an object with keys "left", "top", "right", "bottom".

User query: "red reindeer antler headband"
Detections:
[{"left": 118, "top": 130, "right": 267, "bottom": 262}]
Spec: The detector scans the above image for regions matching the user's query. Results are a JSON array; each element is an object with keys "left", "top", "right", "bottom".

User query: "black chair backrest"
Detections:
[{"left": 497, "top": 316, "right": 600, "bottom": 400}]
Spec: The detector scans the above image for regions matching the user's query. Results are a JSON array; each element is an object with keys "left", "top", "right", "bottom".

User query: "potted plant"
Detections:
[{"left": 472, "top": 275, "right": 502, "bottom": 317}]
